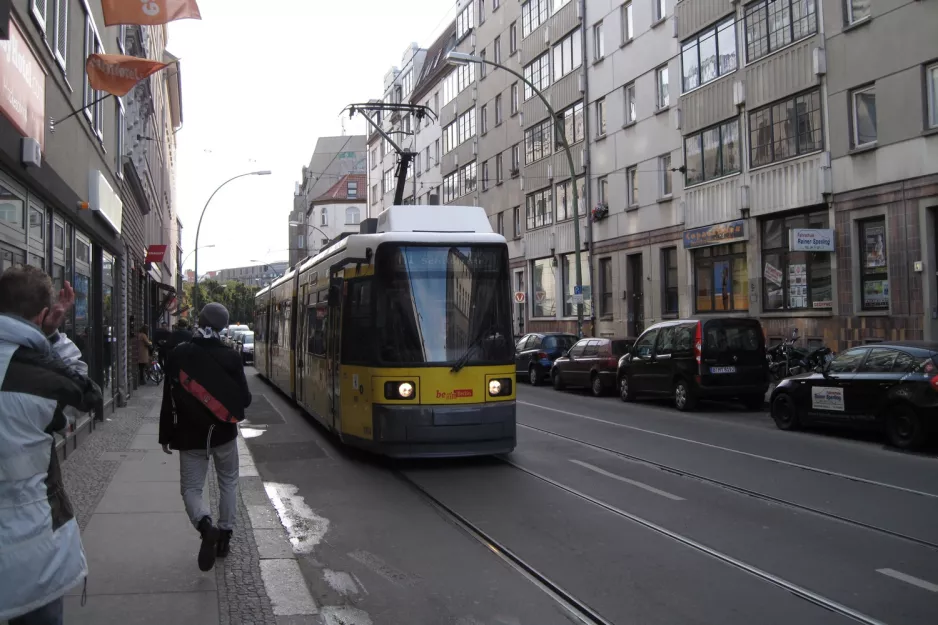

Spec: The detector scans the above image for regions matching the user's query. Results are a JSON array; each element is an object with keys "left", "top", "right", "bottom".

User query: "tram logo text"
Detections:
[{"left": 436, "top": 389, "right": 474, "bottom": 400}]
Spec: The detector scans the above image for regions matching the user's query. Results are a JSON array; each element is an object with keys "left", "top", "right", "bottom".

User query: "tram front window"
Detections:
[{"left": 375, "top": 244, "right": 513, "bottom": 366}]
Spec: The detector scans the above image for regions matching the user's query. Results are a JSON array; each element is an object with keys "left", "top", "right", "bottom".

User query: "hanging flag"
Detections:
[
  {"left": 102, "top": 0, "right": 202, "bottom": 27},
  {"left": 86, "top": 54, "right": 169, "bottom": 97}
]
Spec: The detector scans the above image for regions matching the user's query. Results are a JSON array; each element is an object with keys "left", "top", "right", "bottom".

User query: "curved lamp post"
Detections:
[
  {"left": 193, "top": 171, "right": 271, "bottom": 313},
  {"left": 446, "top": 51, "right": 586, "bottom": 338},
  {"left": 181, "top": 244, "right": 215, "bottom": 270}
]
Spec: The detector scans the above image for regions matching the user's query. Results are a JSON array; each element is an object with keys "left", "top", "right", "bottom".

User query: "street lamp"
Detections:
[
  {"left": 288, "top": 220, "right": 334, "bottom": 254},
  {"left": 446, "top": 51, "right": 587, "bottom": 338},
  {"left": 182, "top": 244, "right": 215, "bottom": 270},
  {"left": 193, "top": 170, "right": 271, "bottom": 313}
]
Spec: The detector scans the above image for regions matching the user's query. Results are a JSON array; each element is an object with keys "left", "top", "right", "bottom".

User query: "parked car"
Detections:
[
  {"left": 617, "top": 318, "right": 769, "bottom": 411},
  {"left": 551, "top": 337, "right": 635, "bottom": 396},
  {"left": 224, "top": 324, "right": 250, "bottom": 347},
  {"left": 770, "top": 341, "right": 938, "bottom": 450},
  {"left": 515, "top": 332, "right": 578, "bottom": 386},
  {"left": 235, "top": 331, "right": 255, "bottom": 365}
]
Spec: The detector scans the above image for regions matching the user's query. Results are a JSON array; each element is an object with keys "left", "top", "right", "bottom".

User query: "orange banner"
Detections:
[
  {"left": 86, "top": 54, "right": 169, "bottom": 96},
  {"left": 102, "top": 0, "right": 202, "bottom": 27}
]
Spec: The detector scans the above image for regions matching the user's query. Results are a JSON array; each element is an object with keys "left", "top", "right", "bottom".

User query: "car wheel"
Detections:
[
  {"left": 742, "top": 394, "right": 766, "bottom": 411},
  {"left": 673, "top": 378, "right": 697, "bottom": 412},
  {"left": 552, "top": 369, "right": 565, "bottom": 390},
  {"left": 771, "top": 393, "right": 800, "bottom": 431},
  {"left": 887, "top": 405, "right": 927, "bottom": 451},
  {"left": 590, "top": 373, "right": 604, "bottom": 397},
  {"left": 529, "top": 365, "right": 541, "bottom": 386},
  {"left": 619, "top": 375, "right": 635, "bottom": 402}
]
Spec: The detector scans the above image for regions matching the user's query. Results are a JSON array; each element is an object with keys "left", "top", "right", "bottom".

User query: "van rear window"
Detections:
[{"left": 705, "top": 323, "right": 761, "bottom": 352}]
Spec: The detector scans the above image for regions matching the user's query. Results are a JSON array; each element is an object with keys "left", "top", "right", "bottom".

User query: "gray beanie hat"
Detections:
[{"left": 198, "top": 302, "right": 229, "bottom": 331}]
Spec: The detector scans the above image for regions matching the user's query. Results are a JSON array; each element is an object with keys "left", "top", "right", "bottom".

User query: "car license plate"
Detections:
[{"left": 710, "top": 366, "right": 736, "bottom": 374}]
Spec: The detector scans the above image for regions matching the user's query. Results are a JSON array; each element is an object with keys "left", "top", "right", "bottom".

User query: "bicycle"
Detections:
[{"left": 146, "top": 348, "right": 164, "bottom": 384}]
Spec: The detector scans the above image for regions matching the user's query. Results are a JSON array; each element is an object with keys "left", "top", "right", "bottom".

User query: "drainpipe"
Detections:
[{"left": 579, "top": 0, "right": 596, "bottom": 337}]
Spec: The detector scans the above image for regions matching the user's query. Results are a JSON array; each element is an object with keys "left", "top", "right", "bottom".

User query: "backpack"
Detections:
[{"left": 169, "top": 342, "right": 245, "bottom": 425}]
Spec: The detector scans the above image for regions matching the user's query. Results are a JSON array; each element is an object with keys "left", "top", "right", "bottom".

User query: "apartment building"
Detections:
[
  {"left": 214, "top": 261, "right": 289, "bottom": 287},
  {"left": 306, "top": 173, "right": 367, "bottom": 255}
]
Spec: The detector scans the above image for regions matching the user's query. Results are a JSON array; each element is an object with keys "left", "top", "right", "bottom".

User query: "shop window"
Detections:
[
  {"left": 29, "top": 207, "right": 43, "bottom": 240},
  {"left": 599, "top": 257, "right": 613, "bottom": 317},
  {"left": 561, "top": 252, "right": 592, "bottom": 317},
  {"left": 0, "top": 183, "right": 24, "bottom": 229},
  {"left": 531, "top": 257, "right": 556, "bottom": 317},
  {"left": 859, "top": 218, "right": 888, "bottom": 311},
  {"left": 693, "top": 242, "right": 748, "bottom": 312},
  {"left": 762, "top": 211, "right": 833, "bottom": 311},
  {"left": 662, "top": 247, "right": 678, "bottom": 315}
]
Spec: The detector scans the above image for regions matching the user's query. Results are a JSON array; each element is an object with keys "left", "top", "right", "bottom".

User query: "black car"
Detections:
[
  {"left": 551, "top": 337, "right": 635, "bottom": 396},
  {"left": 770, "top": 341, "right": 938, "bottom": 450},
  {"left": 515, "top": 332, "right": 578, "bottom": 386},
  {"left": 617, "top": 318, "right": 769, "bottom": 411}
]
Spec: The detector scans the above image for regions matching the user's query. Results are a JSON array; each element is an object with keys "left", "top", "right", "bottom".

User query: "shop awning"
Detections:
[{"left": 153, "top": 280, "right": 176, "bottom": 294}]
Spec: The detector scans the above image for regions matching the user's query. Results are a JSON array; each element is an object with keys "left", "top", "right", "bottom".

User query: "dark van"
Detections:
[{"left": 616, "top": 318, "right": 769, "bottom": 411}]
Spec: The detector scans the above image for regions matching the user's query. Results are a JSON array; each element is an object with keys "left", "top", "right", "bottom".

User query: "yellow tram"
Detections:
[{"left": 253, "top": 205, "right": 516, "bottom": 457}]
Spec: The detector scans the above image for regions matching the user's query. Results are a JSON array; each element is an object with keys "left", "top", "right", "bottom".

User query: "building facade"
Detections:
[
  {"left": 214, "top": 261, "right": 289, "bottom": 288},
  {"left": 306, "top": 173, "right": 366, "bottom": 255}
]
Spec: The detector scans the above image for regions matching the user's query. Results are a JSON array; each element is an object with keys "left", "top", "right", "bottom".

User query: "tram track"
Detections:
[{"left": 518, "top": 422, "right": 938, "bottom": 552}]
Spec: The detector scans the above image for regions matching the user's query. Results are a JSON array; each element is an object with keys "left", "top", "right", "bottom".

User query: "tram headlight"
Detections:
[
  {"left": 488, "top": 377, "right": 512, "bottom": 397},
  {"left": 488, "top": 380, "right": 502, "bottom": 395},
  {"left": 398, "top": 382, "right": 414, "bottom": 398},
  {"left": 384, "top": 381, "right": 417, "bottom": 400}
]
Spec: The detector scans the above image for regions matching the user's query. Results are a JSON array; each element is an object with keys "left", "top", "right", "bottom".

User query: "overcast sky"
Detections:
[{"left": 169, "top": 0, "right": 455, "bottom": 273}]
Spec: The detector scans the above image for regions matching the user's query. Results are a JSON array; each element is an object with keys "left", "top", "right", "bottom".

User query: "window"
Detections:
[
  {"left": 82, "top": 17, "right": 96, "bottom": 123},
  {"left": 656, "top": 65, "right": 669, "bottom": 109},
  {"left": 662, "top": 248, "right": 678, "bottom": 314},
  {"left": 401, "top": 70, "right": 413, "bottom": 98},
  {"left": 522, "top": 0, "right": 549, "bottom": 37},
  {"left": 693, "top": 242, "right": 748, "bottom": 312},
  {"left": 321, "top": 208, "right": 328, "bottom": 226},
  {"left": 0, "top": 182, "right": 24, "bottom": 229},
  {"left": 425, "top": 146, "right": 431, "bottom": 170},
  {"left": 496, "top": 153, "right": 504, "bottom": 183},
  {"left": 513, "top": 207, "right": 521, "bottom": 236},
  {"left": 511, "top": 144, "right": 521, "bottom": 172},
  {"left": 526, "top": 187, "right": 553, "bottom": 229},
  {"left": 626, "top": 166, "right": 638, "bottom": 206},
  {"left": 859, "top": 348, "right": 898, "bottom": 374},
  {"left": 482, "top": 160, "right": 490, "bottom": 191},
  {"left": 442, "top": 63, "right": 475, "bottom": 106},
  {"left": 681, "top": 17, "right": 737, "bottom": 92},
  {"left": 371, "top": 147, "right": 378, "bottom": 169},
  {"left": 596, "top": 98, "right": 606, "bottom": 136},
  {"left": 559, "top": 102, "right": 585, "bottom": 144},
  {"left": 593, "top": 22, "right": 605, "bottom": 61},
  {"left": 562, "top": 253, "right": 592, "bottom": 316},
  {"left": 685, "top": 119, "right": 741, "bottom": 185},
  {"left": 116, "top": 99, "right": 125, "bottom": 174},
  {"left": 457, "top": 2, "right": 474, "bottom": 38},
  {"left": 654, "top": 0, "right": 666, "bottom": 21},
  {"left": 481, "top": 104, "right": 489, "bottom": 134},
  {"left": 762, "top": 211, "right": 832, "bottom": 311},
  {"left": 597, "top": 176, "right": 608, "bottom": 205},
  {"left": 523, "top": 53, "right": 550, "bottom": 100},
  {"left": 371, "top": 184, "right": 378, "bottom": 203},
  {"left": 346, "top": 207, "right": 361, "bottom": 225},
  {"left": 495, "top": 94, "right": 503, "bottom": 125},
  {"left": 845, "top": 0, "right": 870, "bottom": 25},
  {"left": 480, "top": 50, "right": 487, "bottom": 79},
  {"left": 494, "top": 0, "right": 500, "bottom": 10},
  {"left": 749, "top": 89, "right": 822, "bottom": 168},
  {"left": 531, "top": 257, "right": 556, "bottom": 317},
  {"left": 347, "top": 181, "right": 358, "bottom": 199},
  {"left": 510, "top": 21, "right": 518, "bottom": 53},
  {"left": 382, "top": 169, "right": 394, "bottom": 195},
  {"left": 552, "top": 0, "right": 571, "bottom": 14},
  {"left": 659, "top": 153, "right": 672, "bottom": 196},
  {"left": 624, "top": 82, "right": 636, "bottom": 124},
  {"left": 29, "top": 207, "right": 43, "bottom": 240},
  {"left": 851, "top": 86, "right": 877, "bottom": 148},
  {"left": 443, "top": 108, "right": 477, "bottom": 153},
  {"left": 744, "top": 0, "right": 817, "bottom": 62},
  {"left": 479, "top": 0, "right": 485, "bottom": 23},
  {"left": 497, "top": 212, "right": 504, "bottom": 235},
  {"left": 31, "top": 0, "right": 49, "bottom": 32},
  {"left": 54, "top": 0, "right": 68, "bottom": 68},
  {"left": 553, "top": 28, "right": 583, "bottom": 80},
  {"left": 511, "top": 83, "right": 520, "bottom": 114},
  {"left": 494, "top": 36, "right": 501, "bottom": 64},
  {"left": 859, "top": 218, "right": 888, "bottom": 311},
  {"left": 414, "top": 153, "right": 421, "bottom": 175},
  {"left": 525, "top": 118, "right": 553, "bottom": 164},
  {"left": 599, "top": 258, "right": 613, "bottom": 316},
  {"left": 622, "top": 2, "right": 633, "bottom": 42},
  {"left": 556, "top": 177, "right": 585, "bottom": 220},
  {"left": 928, "top": 63, "right": 938, "bottom": 129},
  {"left": 434, "top": 139, "right": 440, "bottom": 164},
  {"left": 442, "top": 161, "right": 477, "bottom": 203}
]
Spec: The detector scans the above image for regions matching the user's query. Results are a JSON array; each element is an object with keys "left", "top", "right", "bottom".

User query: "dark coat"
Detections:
[{"left": 158, "top": 336, "right": 252, "bottom": 451}]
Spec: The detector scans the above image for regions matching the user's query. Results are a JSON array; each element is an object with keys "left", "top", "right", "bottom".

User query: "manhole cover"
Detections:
[
  {"left": 249, "top": 441, "right": 326, "bottom": 463},
  {"left": 243, "top": 395, "right": 285, "bottom": 425}
]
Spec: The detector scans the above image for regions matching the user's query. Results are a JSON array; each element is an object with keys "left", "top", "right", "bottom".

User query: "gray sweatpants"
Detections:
[{"left": 179, "top": 439, "right": 239, "bottom": 531}]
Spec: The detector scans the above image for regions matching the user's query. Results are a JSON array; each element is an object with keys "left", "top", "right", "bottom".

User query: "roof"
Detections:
[
  {"left": 411, "top": 19, "right": 458, "bottom": 103},
  {"left": 310, "top": 173, "right": 367, "bottom": 204}
]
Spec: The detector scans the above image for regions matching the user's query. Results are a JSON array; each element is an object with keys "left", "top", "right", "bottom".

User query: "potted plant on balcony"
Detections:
[{"left": 591, "top": 202, "right": 609, "bottom": 222}]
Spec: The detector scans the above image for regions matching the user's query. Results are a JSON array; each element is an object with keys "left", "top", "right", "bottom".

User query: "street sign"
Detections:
[
  {"left": 571, "top": 285, "right": 584, "bottom": 305},
  {"left": 513, "top": 291, "right": 526, "bottom": 303}
]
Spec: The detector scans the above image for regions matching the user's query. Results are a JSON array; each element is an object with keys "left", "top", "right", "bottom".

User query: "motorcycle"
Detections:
[{"left": 767, "top": 328, "right": 835, "bottom": 381}]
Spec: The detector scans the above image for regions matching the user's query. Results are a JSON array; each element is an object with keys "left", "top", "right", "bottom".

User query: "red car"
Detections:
[{"left": 551, "top": 337, "right": 635, "bottom": 397}]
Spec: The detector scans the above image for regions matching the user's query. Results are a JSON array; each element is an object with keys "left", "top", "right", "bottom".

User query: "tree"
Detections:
[{"left": 186, "top": 279, "right": 259, "bottom": 328}]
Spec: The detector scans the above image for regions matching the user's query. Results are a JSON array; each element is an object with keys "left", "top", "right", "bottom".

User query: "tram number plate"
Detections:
[{"left": 710, "top": 366, "right": 736, "bottom": 374}]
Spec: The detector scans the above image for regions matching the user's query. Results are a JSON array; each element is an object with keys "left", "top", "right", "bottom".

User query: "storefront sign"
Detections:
[
  {"left": 145, "top": 244, "right": 167, "bottom": 263},
  {"left": 89, "top": 170, "right": 123, "bottom": 234},
  {"left": 789, "top": 228, "right": 835, "bottom": 252},
  {"left": 0, "top": 20, "right": 46, "bottom": 151},
  {"left": 683, "top": 220, "right": 747, "bottom": 249}
]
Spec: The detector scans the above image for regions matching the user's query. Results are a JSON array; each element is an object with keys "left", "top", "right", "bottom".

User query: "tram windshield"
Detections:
[{"left": 374, "top": 244, "right": 513, "bottom": 366}]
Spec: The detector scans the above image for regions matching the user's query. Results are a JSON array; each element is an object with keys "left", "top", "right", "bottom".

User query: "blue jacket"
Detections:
[{"left": 0, "top": 314, "right": 101, "bottom": 620}]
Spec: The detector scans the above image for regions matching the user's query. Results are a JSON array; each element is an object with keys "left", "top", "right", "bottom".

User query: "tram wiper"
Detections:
[{"left": 450, "top": 330, "right": 491, "bottom": 373}]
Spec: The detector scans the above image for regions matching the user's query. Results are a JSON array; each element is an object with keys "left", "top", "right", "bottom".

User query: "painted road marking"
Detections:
[
  {"left": 876, "top": 568, "right": 938, "bottom": 593},
  {"left": 570, "top": 459, "right": 685, "bottom": 500},
  {"left": 260, "top": 559, "right": 319, "bottom": 615},
  {"left": 519, "top": 401, "right": 938, "bottom": 499}
]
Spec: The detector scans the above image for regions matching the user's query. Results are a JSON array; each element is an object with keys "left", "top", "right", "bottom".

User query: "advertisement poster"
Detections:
[
  {"left": 713, "top": 261, "right": 731, "bottom": 310},
  {"left": 863, "top": 280, "right": 889, "bottom": 309},
  {"left": 811, "top": 387, "right": 845, "bottom": 412},
  {"left": 788, "top": 263, "right": 807, "bottom": 308},
  {"left": 764, "top": 262, "right": 783, "bottom": 287},
  {"left": 864, "top": 224, "right": 886, "bottom": 269}
]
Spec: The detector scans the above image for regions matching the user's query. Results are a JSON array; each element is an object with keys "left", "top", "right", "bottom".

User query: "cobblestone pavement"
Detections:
[{"left": 60, "top": 383, "right": 280, "bottom": 625}]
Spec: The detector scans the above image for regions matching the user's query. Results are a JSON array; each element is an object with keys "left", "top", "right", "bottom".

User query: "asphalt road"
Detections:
[{"left": 240, "top": 368, "right": 938, "bottom": 625}]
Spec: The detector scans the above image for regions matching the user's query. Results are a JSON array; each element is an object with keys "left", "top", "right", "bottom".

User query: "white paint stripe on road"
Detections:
[
  {"left": 259, "top": 559, "right": 319, "bottom": 615},
  {"left": 876, "top": 568, "right": 938, "bottom": 592},
  {"left": 518, "top": 401, "right": 938, "bottom": 500},
  {"left": 569, "top": 459, "right": 685, "bottom": 500}
]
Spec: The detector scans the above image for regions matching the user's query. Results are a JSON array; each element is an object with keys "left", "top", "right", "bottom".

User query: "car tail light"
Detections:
[
  {"left": 537, "top": 351, "right": 548, "bottom": 359},
  {"left": 604, "top": 357, "right": 618, "bottom": 368},
  {"left": 694, "top": 321, "right": 702, "bottom": 374},
  {"left": 930, "top": 375, "right": 938, "bottom": 393}
]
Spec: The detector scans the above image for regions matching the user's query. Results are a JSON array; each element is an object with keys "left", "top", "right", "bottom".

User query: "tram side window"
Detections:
[
  {"left": 342, "top": 280, "right": 374, "bottom": 364},
  {"left": 308, "top": 305, "right": 327, "bottom": 357}
]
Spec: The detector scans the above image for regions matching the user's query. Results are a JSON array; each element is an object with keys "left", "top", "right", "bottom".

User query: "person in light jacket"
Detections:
[
  {"left": 0, "top": 266, "right": 101, "bottom": 625},
  {"left": 137, "top": 325, "right": 152, "bottom": 385}
]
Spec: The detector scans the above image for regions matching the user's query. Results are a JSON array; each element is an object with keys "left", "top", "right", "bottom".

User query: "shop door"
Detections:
[
  {"left": 514, "top": 269, "right": 525, "bottom": 340},
  {"left": 627, "top": 254, "right": 644, "bottom": 337}
]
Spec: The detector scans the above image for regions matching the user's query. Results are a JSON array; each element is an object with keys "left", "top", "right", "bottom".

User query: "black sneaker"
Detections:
[
  {"left": 217, "top": 530, "right": 232, "bottom": 558},
  {"left": 196, "top": 516, "right": 219, "bottom": 572}
]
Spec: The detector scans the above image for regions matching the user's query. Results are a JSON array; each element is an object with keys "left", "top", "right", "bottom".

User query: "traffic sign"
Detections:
[
  {"left": 514, "top": 291, "right": 526, "bottom": 303},
  {"left": 535, "top": 290, "right": 547, "bottom": 303},
  {"left": 573, "top": 285, "right": 582, "bottom": 295},
  {"left": 571, "top": 284, "right": 584, "bottom": 305}
]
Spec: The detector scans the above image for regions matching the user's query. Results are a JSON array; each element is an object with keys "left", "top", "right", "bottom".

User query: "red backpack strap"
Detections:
[{"left": 178, "top": 369, "right": 241, "bottom": 423}]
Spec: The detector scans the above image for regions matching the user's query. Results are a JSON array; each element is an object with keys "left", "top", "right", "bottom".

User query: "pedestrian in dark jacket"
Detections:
[
  {"left": 158, "top": 303, "right": 252, "bottom": 572},
  {"left": 165, "top": 317, "right": 193, "bottom": 353}
]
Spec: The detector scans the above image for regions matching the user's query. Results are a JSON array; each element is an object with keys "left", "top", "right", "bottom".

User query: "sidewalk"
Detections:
[{"left": 57, "top": 383, "right": 319, "bottom": 625}]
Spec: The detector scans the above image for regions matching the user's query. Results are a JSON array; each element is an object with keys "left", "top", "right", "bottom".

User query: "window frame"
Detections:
[
  {"left": 626, "top": 166, "right": 638, "bottom": 207},
  {"left": 494, "top": 35, "right": 501, "bottom": 64},
  {"left": 555, "top": 176, "right": 585, "bottom": 221},
  {"left": 692, "top": 242, "right": 749, "bottom": 313},
  {"left": 53, "top": 0, "right": 68, "bottom": 70},
  {"left": 621, "top": 2, "right": 633, "bottom": 43},
  {"left": 653, "top": 0, "right": 666, "bottom": 23},
  {"left": 656, "top": 65, "right": 669, "bottom": 110},
  {"left": 596, "top": 97, "right": 607, "bottom": 136},
  {"left": 558, "top": 101, "right": 585, "bottom": 145},
  {"left": 624, "top": 82, "right": 636, "bottom": 124},
  {"left": 681, "top": 17, "right": 738, "bottom": 93},
  {"left": 482, "top": 160, "right": 490, "bottom": 191},
  {"left": 662, "top": 247, "right": 679, "bottom": 315},
  {"left": 761, "top": 210, "right": 833, "bottom": 312},
  {"left": 743, "top": 0, "right": 818, "bottom": 63},
  {"left": 513, "top": 206, "right": 521, "bottom": 237},
  {"left": 522, "top": 0, "right": 549, "bottom": 37},
  {"left": 510, "top": 21, "right": 518, "bottom": 53},
  {"left": 495, "top": 93, "right": 503, "bottom": 125},
  {"left": 684, "top": 118, "right": 741, "bottom": 186},
  {"left": 523, "top": 53, "right": 551, "bottom": 100},
  {"left": 511, "top": 82, "right": 520, "bottom": 114},
  {"left": 496, "top": 153, "right": 504, "bottom": 183},
  {"left": 859, "top": 217, "right": 889, "bottom": 312},
  {"left": 525, "top": 117, "right": 553, "bottom": 165},
  {"left": 526, "top": 187, "right": 553, "bottom": 230},
  {"left": 457, "top": 3, "right": 474, "bottom": 39},
  {"left": 928, "top": 62, "right": 938, "bottom": 130},
  {"left": 844, "top": 0, "right": 871, "bottom": 25},
  {"left": 659, "top": 153, "right": 672, "bottom": 197},
  {"left": 748, "top": 88, "right": 823, "bottom": 168},
  {"left": 599, "top": 257, "right": 613, "bottom": 317},
  {"left": 851, "top": 85, "right": 877, "bottom": 148},
  {"left": 593, "top": 21, "right": 605, "bottom": 61},
  {"left": 553, "top": 28, "right": 583, "bottom": 81}
]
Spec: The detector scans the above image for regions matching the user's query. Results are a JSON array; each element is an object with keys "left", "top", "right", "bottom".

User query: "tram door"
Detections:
[{"left": 327, "top": 280, "right": 343, "bottom": 434}]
